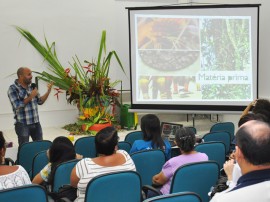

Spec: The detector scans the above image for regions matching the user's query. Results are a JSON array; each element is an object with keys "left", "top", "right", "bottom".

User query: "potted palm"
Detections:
[{"left": 16, "top": 27, "right": 125, "bottom": 133}]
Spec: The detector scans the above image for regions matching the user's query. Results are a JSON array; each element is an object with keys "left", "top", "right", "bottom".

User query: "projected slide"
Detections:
[
  {"left": 136, "top": 16, "right": 251, "bottom": 101},
  {"left": 129, "top": 5, "right": 259, "bottom": 111}
]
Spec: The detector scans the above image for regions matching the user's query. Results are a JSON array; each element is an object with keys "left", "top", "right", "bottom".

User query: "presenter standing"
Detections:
[{"left": 7, "top": 67, "right": 53, "bottom": 146}]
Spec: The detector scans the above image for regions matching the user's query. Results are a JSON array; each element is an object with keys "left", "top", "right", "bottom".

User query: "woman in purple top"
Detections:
[{"left": 152, "top": 127, "right": 208, "bottom": 195}]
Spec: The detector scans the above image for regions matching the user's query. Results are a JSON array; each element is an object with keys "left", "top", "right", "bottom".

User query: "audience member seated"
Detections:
[
  {"left": 0, "top": 131, "right": 31, "bottom": 190},
  {"left": 129, "top": 114, "right": 171, "bottom": 160},
  {"left": 210, "top": 120, "right": 270, "bottom": 202},
  {"left": 241, "top": 99, "right": 270, "bottom": 123},
  {"left": 226, "top": 113, "right": 267, "bottom": 189},
  {"left": 70, "top": 126, "right": 136, "bottom": 202},
  {"left": 150, "top": 127, "right": 208, "bottom": 196},
  {"left": 32, "top": 136, "right": 80, "bottom": 187}
]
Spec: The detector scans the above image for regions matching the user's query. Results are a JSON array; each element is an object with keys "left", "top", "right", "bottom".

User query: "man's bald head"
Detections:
[{"left": 236, "top": 120, "right": 270, "bottom": 165}]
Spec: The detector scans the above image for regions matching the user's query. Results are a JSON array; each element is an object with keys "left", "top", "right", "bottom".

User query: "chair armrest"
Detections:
[{"left": 142, "top": 185, "right": 162, "bottom": 198}]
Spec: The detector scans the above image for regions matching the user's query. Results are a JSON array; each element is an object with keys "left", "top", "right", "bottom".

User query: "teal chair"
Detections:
[
  {"left": 143, "top": 192, "right": 202, "bottom": 202},
  {"left": 210, "top": 122, "right": 235, "bottom": 142},
  {"left": 131, "top": 149, "right": 166, "bottom": 186},
  {"left": 32, "top": 150, "right": 49, "bottom": 179},
  {"left": 74, "top": 136, "right": 96, "bottom": 158},
  {"left": 0, "top": 184, "right": 48, "bottom": 202},
  {"left": 143, "top": 161, "right": 219, "bottom": 202},
  {"left": 195, "top": 142, "right": 226, "bottom": 169},
  {"left": 85, "top": 171, "right": 141, "bottom": 202},
  {"left": 186, "top": 126, "right": 197, "bottom": 134},
  {"left": 16, "top": 140, "right": 52, "bottom": 176},
  {"left": 170, "top": 161, "right": 219, "bottom": 202},
  {"left": 124, "top": 131, "right": 143, "bottom": 146},
  {"left": 202, "top": 131, "right": 231, "bottom": 155},
  {"left": 118, "top": 141, "right": 132, "bottom": 153},
  {"left": 52, "top": 159, "right": 79, "bottom": 192}
]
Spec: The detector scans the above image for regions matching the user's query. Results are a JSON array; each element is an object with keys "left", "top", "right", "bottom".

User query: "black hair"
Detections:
[
  {"left": 48, "top": 136, "right": 76, "bottom": 184},
  {"left": 238, "top": 113, "right": 269, "bottom": 127},
  {"left": 252, "top": 99, "right": 270, "bottom": 124},
  {"left": 175, "top": 127, "right": 196, "bottom": 153},
  {"left": 140, "top": 114, "right": 165, "bottom": 150},
  {"left": 236, "top": 121, "right": 270, "bottom": 165},
  {"left": 0, "top": 131, "right": 5, "bottom": 149},
  {"left": 95, "top": 126, "right": 118, "bottom": 156}
]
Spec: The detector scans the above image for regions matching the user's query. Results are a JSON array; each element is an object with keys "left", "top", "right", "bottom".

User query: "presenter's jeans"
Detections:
[{"left": 15, "top": 122, "right": 43, "bottom": 146}]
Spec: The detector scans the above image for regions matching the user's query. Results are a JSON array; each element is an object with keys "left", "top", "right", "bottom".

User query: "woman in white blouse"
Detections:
[
  {"left": 70, "top": 126, "right": 136, "bottom": 202},
  {"left": 0, "top": 131, "right": 31, "bottom": 190}
]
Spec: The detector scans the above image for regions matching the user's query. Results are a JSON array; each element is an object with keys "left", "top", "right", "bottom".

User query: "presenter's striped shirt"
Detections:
[{"left": 7, "top": 80, "right": 42, "bottom": 125}]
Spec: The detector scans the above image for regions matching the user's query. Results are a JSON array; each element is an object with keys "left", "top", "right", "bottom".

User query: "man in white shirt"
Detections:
[{"left": 211, "top": 120, "right": 270, "bottom": 202}]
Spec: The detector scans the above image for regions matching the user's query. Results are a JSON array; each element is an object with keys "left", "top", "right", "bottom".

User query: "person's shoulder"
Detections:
[{"left": 195, "top": 151, "right": 209, "bottom": 159}]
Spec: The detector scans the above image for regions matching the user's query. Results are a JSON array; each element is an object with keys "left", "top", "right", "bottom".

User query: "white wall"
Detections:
[{"left": 0, "top": 0, "right": 269, "bottom": 130}]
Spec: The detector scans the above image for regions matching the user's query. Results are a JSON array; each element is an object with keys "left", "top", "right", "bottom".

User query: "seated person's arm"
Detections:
[
  {"left": 241, "top": 99, "right": 257, "bottom": 118},
  {"left": 152, "top": 171, "right": 168, "bottom": 186},
  {"left": 70, "top": 167, "right": 79, "bottom": 188},
  {"left": 32, "top": 163, "right": 50, "bottom": 184},
  {"left": 32, "top": 173, "right": 44, "bottom": 184}
]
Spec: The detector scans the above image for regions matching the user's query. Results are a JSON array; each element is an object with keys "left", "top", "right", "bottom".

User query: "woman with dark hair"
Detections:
[
  {"left": 130, "top": 114, "right": 171, "bottom": 159},
  {"left": 0, "top": 131, "right": 31, "bottom": 190},
  {"left": 151, "top": 127, "right": 208, "bottom": 195},
  {"left": 32, "top": 136, "right": 78, "bottom": 186},
  {"left": 70, "top": 126, "right": 136, "bottom": 202},
  {"left": 241, "top": 99, "right": 270, "bottom": 124}
]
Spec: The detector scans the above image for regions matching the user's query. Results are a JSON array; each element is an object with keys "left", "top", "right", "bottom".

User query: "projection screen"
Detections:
[{"left": 128, "top": 4, "right": 260, "bottom": 113}]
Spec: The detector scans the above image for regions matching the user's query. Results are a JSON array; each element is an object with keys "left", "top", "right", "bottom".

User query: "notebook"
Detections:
[{"left": 161, "top": 122, "right": 183, "bottom": 146}]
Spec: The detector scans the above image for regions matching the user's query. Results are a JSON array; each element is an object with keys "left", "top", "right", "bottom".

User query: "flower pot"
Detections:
[{"left": 89, "top": 123, "right": 112, "bottom": 132}]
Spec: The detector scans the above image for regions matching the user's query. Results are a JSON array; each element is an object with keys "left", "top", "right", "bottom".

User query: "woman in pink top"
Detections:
[{"left": 152, "top": 127, "right": 208, "bottom": 195}]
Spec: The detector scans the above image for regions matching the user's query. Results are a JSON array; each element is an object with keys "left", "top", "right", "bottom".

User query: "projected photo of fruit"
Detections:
[{"left": 137, "top": 18, "right": 200, "bottom": 71}]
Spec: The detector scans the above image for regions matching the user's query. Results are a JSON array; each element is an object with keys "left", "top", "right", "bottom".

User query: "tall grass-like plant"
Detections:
[{"left": 16, "top": 26, "right": 125, "bottom": 131}]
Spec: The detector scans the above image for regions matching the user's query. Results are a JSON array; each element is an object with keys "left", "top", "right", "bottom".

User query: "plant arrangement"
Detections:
[{"left": 16, "top": 26, "right": 125, "bottom": 133}]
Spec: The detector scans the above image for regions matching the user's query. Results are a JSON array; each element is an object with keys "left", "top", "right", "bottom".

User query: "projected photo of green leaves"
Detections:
[{"left": 200, "top": 18, "right": 251, "bottom": 100}]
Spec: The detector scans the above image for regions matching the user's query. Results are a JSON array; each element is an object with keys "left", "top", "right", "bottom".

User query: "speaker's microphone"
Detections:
[
  {"left": 30, "top": 83, "right": 39, "bottom": 99},
  {"left": 31, "top": 83, "right": 37, "bottom": 89}
]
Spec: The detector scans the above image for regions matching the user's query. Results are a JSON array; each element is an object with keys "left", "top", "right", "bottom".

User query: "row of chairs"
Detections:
[
  {"left": 0, "top": 160, "right": 219, "bottom": 202},
  {"left": 29, "top": 148, "right": 219, "bottom": 201},
  {"left": 0, "top": 183, "right": 202, "bottom": 202}
]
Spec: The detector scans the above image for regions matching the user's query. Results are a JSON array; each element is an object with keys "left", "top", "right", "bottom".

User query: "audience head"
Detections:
[
  {"left": 175, "top": 127, "right": 196, "bottom": 153},
  {"left": 252, "top": 99, "right": 270, "bottom": 123},
  {"left": 0, "top": 131, "right": 5, "bottom": 150},
  {"left": 49, "top": 136, "right": 76, "bottom": 164},
  {"left": 140, "top": 114, "right": 161, "bottom": 141},
  {"left": 95, "top": 126, "right": 119, "bottom": 156},
  {"left": 0, "top": 131, "right": 6, "bottom": 160},
  {"left": 48, "top": 136, "right": 76, "bottom": 184},
  {"left": 238, "top": 113, "right": 268, "bottom": 127},
  {"left": 235, "top": 120, "right": 270, "bottom": 167}
]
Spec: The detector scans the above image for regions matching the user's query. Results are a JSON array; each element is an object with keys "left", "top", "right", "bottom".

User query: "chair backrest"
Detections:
[
  {"left": 0, "top": 184, "right": 48, "bottom": 202},
  {"left": 85, "top": 171, "right": 141, "bottom": 202},
  {"left": 118, "top": 141, "right": 132, "bottom": 153},
  {"left": 124, "top": 131, "right": 143, "bottom": 146},
  {"left": 202, "top": 131, "right": 231, "bottom": 154},
  {"left": 131, "top": 149, "right": 166, "bottom": 186},
  {"left": 143, "top": 192, "right": 202, "bottom": 202},
  {"left": 16, "top": 140, "right": 52, "bottom": 175},
  {"left": 52, "top": 159, "right": 79, "bottom": 192},
  {"left": 171, "top": 161, "right": 219, "bottom": 202},
  {"left": 32, "top": 150, "right": 49, "bottom": 179},
  {"left": 186, "top": 126, "right": 197, "bottom": 134},
  {"left": 74, "top": 136, "right": 96, "bottom": 158},
  {"left": 210, "top": 122, "right": 235, "bottom": 142},
  {"left": 194, "top": 142, "right": 226, "bottom": 169}
]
